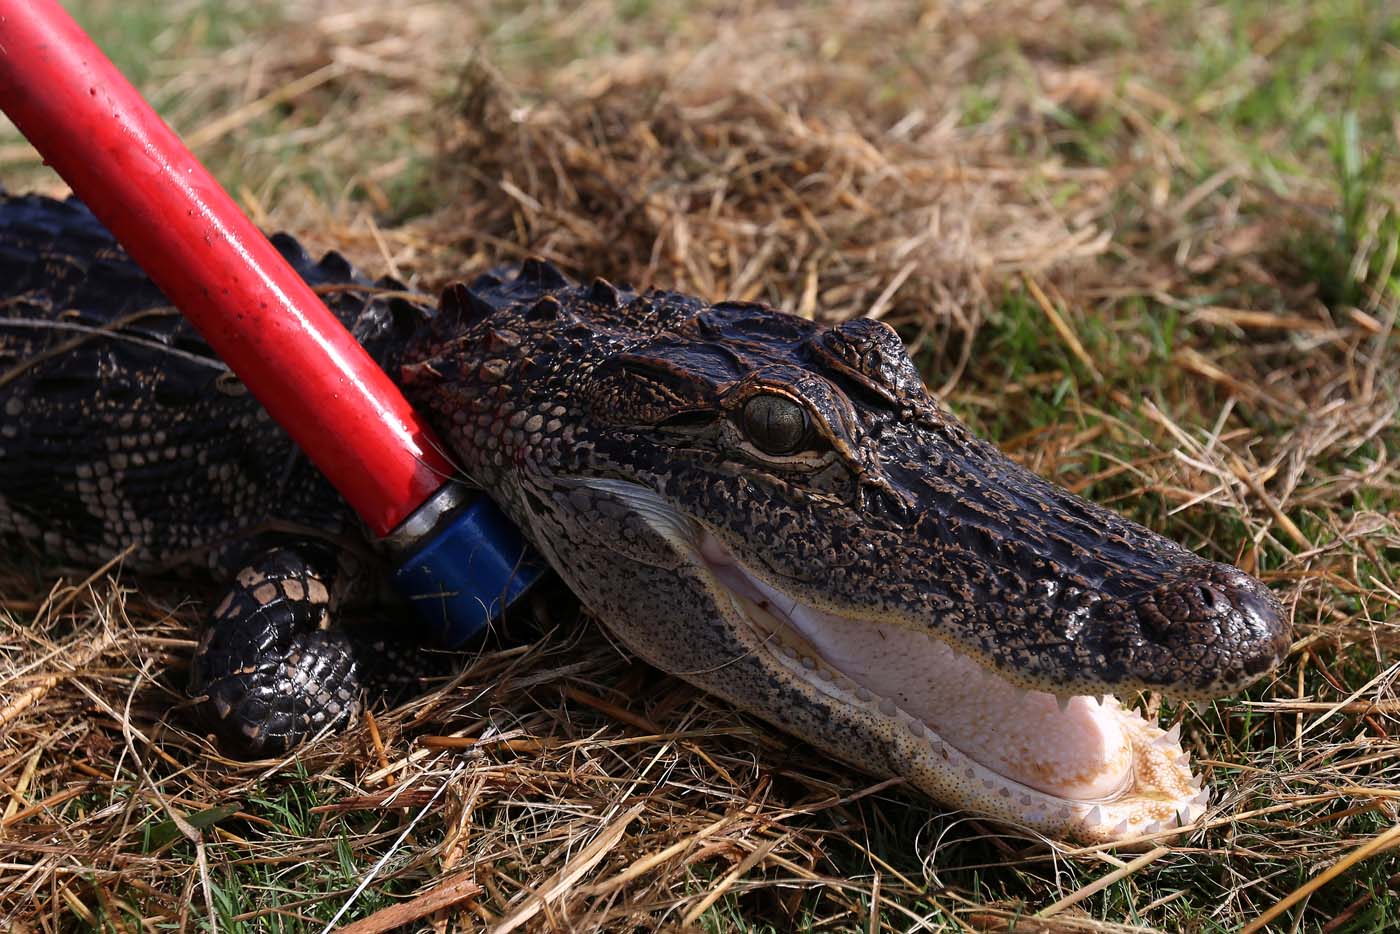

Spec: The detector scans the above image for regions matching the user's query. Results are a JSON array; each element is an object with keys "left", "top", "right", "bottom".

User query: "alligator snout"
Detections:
[{"left": 1124, "top": 563, "right": 1289, "bottom": 695}]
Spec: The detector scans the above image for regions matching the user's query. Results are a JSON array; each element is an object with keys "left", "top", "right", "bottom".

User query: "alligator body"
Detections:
[{"left": 0, "top": 193, "right": 1290, "bottom": 844}]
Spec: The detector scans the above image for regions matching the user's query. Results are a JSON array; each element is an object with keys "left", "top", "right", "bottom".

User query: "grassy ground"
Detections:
[{"left": 1, "top": 0, "right": 1397, "bottom": 930}]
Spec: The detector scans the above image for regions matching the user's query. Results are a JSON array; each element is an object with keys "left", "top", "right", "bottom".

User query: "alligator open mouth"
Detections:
[{"left": 696, "top": 531, "right": 1211, "bottom": 844}]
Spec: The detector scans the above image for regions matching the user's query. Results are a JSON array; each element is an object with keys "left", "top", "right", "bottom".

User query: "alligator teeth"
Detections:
[{"left": 730, "top": 563, "right": 1215, "bottom": 844}]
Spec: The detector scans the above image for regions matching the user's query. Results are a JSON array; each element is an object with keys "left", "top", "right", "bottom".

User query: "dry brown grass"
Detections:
[{"left": 1, "top": 1, "right": 1397, "bottom": 930}]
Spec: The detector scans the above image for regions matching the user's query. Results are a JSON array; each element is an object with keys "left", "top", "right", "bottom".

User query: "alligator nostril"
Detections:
[
  {"left": 1134, "top": 577, "right": 1236, "bottom": 646},
  {"left": 1130, "top": 570, "right": 1289, "bottom": 658},
  {"left": 1195, "top": 583, "right": 1228, "bottom": 614}
]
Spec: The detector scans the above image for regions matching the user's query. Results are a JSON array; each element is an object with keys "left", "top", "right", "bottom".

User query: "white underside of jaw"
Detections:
[{"left": 697, "top": 532, "right": 1211, "bottom": 844}]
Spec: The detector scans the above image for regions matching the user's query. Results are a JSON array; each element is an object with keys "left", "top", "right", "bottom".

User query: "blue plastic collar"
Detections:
[{"left": 390, "top": 496, "right": 547, "bottom": 646}]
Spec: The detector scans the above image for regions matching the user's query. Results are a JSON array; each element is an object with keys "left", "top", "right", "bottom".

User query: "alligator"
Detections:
[{"left": 0, "top": 192, "right": 1291, "bottom": 845}]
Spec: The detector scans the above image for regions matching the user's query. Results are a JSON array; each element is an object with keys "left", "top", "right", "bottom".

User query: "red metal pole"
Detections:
[{"left": 0, "top": 0, "right": 455, "bottom": 537}]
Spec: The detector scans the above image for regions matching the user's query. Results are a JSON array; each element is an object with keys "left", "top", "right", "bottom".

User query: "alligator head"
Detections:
[{"left": 402, "top": 263, "right": 1291, "bottom": 844}]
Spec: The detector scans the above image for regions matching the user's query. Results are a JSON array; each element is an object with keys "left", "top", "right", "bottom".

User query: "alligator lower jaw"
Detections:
[{"left": 697, "top": 533, "right": 1211, "bottom": 845}]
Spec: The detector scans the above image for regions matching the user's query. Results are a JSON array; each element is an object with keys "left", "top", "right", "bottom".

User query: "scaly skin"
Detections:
[
  {"left": 0, "top": 194, "right": 1291, "bottom": 844},
  {"left": 404, "top": 268, "right": 1290, "bottom": 843}
]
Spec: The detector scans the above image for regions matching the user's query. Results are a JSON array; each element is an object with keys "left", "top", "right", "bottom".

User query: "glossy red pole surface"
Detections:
[{"left": 0, "top": 0, "right": 455, "bottom": 537}]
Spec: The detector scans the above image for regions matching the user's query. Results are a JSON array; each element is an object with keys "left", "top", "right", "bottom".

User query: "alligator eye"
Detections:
[{"left": 741, "top": 393, "right": 809, "bottom": 455}]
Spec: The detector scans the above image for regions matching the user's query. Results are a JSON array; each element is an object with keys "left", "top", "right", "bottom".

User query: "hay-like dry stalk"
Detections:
[{"left": 1, "top": 1, "right": 1396, "bottom": 930}]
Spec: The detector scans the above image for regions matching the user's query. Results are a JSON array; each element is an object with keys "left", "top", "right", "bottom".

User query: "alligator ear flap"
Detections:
[
  {"left": 435, "top": 282, "right": 495, "bottom": 334},
  {"left": 519, "top": 256, "right": 571, "bottom": 290},
  {"left": 584, "top": 353, "right": 720, "bottom": 427},
  {"left": 587, "top": 277, "right": 621, "bottom": 309}
]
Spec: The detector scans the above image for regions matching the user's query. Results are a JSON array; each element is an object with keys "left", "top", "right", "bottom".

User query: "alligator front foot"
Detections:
[{"left": 188, "top": 547, "right": 363, "bottom": 756}]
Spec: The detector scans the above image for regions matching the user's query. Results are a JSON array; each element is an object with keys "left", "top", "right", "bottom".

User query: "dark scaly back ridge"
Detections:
[{"left": 0, "top": 192, "right": 429, "bottom": 572}]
